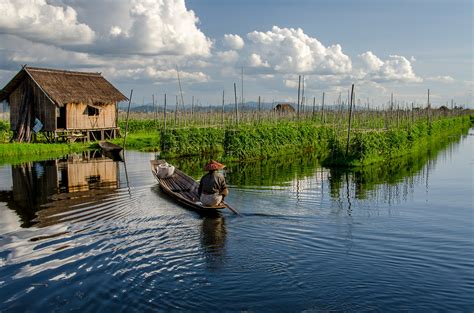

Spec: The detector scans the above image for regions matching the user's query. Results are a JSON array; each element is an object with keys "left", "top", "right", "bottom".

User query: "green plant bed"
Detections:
[
  {"left": 224, "top": 122, "right": 334, "bottom": 159},
  {"left": 138, "top": 115, "right": 470, "bottom": 167},
  {"left": 111, "top": 131, "right": 161, "bottom": 152},
  {"left": 0, "top": 142, "right": 89, "bottom": 165},
  {"left": 325, "top": 116, "right": 470, "bottom": 167},
  {"left": 161, "top": 127, "right": 225, "bottom": 157}
]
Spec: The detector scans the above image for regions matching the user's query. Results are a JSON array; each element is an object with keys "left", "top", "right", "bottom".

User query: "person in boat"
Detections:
[{"left": 198, "top": 160, "right": 229, "bottom": 207}]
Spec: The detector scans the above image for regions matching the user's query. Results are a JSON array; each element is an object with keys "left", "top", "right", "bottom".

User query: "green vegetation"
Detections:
[
  {"left": 328, "top": 115, "right": 471, "bottom": 166},
  {"left": 157, "top": 116, "right": 470, "bottom": 167},
  {"left": 327, "top": 131, "right": 464, "bottom": 200},
  {"left": 0, "top": 142, "right": 89, "bottom": 165},
  {"left": 0, "top": 121, "right": 10, "bottom": 143},
  {"left": 161, "top": 127, "right": 225, "bottom": 157},
  {"left": 0, "top": 107, "right": 471, "bottom": 168},
  {"left": 223, "top": 122, "right": 333, "bottom": 160}
]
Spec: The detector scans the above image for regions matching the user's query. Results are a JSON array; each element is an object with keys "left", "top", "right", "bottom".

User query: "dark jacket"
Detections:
[{"left": 198, "top": 171, "right": 228, "bottom": 197}]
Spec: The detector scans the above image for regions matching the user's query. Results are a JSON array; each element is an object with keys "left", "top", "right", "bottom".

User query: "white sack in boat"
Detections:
[{"left": 157, "top": 163, "right": 175, "bottom": 178}]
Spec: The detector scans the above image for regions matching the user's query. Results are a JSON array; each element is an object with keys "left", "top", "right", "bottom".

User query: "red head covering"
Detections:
[{"left": 204, "top": 160, "right": 225, "bottom": 171}]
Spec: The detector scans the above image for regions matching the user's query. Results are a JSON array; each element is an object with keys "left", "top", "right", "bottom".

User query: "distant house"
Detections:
[
  {"left": 274, "top": 103, "right": 295, "bottom": 113},
  {"left": 0, "top": 66, "right": 127, "bottom": 142}
]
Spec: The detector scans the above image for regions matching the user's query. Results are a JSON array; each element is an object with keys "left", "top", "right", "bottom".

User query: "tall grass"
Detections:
[{"left": 0, "top": 142, "right": 89, "bottom": 165}]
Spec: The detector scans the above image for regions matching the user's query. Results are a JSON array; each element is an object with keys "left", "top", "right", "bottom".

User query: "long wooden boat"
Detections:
[
  {"left": 98, "top": 141, "right": 123, "bottom": 153},
  {"left": 150, "top": 159, "right": 226, "bottom": 213}
]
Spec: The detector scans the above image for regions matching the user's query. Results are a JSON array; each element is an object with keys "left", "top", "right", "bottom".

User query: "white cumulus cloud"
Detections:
[
  {"left": 248, "top": 53, "right": 269, "bottom": 68},
  {"left": 245, "top": 26, "right": 352, "bottom": 74},
  {"left": 0, "top": 0, "right": 211, "bottom": 57},
  {"left": 217, "top": 50, "right": 239, "bottom": 63},
  {"left": 427, "top": 75, "right": 455, "bottom": 83},
  {"left": 0, "top": 0, "right": 95, "bottom": 45},
  {"left": 100, "top": 0, "right": 212, "bottom": 56},
  {"left": 223, "top": 34, "right": 245, "bottom": 50},
  {"left": 105, "top": 66, "right": 209, "bottom": 83},
  {"left": 359, "top": 52, "right": 422, "bottom": 83}
]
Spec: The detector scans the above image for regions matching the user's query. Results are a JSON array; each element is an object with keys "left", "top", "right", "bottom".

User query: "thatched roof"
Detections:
[{"left": 0, "top": 66, "right": 127, "bottom": 106}]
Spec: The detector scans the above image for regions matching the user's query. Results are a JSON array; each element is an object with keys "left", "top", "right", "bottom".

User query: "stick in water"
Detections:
[{"left": 223, "top": 201, "right": 241, "bottom": 216}]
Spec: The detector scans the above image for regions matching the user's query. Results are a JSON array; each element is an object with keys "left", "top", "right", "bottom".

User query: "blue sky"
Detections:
[{"left": 0, "top": 0, "right": 472, "bottom": 108}]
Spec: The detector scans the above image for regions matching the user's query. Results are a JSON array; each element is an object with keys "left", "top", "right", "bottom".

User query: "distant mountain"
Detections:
[{"left": 117, "top": 101, "right": 354, "bottom": 112}]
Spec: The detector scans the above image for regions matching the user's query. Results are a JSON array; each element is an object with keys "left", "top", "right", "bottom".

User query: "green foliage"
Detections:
[
  {"left": 117, "top": 131, "right": 161, "bottom": 152},
  {"left": 224, "top": 122, "right": 333, "bottom": 159},
  {"left": 157, "top": 116, "right": 470, "bottom": 167},
  {"left": 0, "top": 121, "right": 9, "bottom": 132},
  {"left": 161, "top": 127, "right": 225, "bottom": 157},
  {"left": 0, "top": 142, "right": 88, "bottom": 165},
  {"left": 327, "top": 116, "right": 470, "bottom": 166},
  {"left": 118, "top": 119, "right": 160, "bottom": 133},
  {"left": 0, "top": 121, "right": 11, "bottom": 143}
]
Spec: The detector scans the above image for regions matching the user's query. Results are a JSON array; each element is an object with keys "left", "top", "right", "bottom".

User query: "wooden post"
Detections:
[
  {"left": 312, "top": 96, "right": 316, "bottom": 119},
  {"left": 152, "top": 93, "right": 156, "bottom": 129},
  {"left": 176, "top": 68, "right": 186, "bottom": 127},
  {"left": 397, "top": 103, "right": 400, "bottom": 128},
  {"left": 321, "top": 92, "right": 325, "bottom": 124},
  {"left": 258, "top": 96, "right": 261, "bottom": 123},
  {"left": 345, "top": 84, "right": 354, "bottom": 157},
  {"left": 297, "top": 75, "right": 301, "bottom": 121},
  {"left": 163, "top": 94, "right": 167, "bottom": 133},
  {"left": 241, "top": 67, "right": 244, "bottom": 113},
  {"left": 122, "top": 89, "right": 133, "bottom": 150},
  {"left": 427, "top": 89, "right": 431, "bottom": 125},
  {"left": 301, "top": 75, "right": 305, "bottom": 115},
  {"left": 221, "top": 90, "right": 225, "bottom": 127},
  {"left": 175, "top": 95, "right": 178, "bottom": 127},
  {"left": 234, "top": 82, "right": 239, "bottom": 125}
]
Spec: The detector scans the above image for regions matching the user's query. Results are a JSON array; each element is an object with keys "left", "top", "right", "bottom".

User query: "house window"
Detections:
[{"left": 87, "top": 105, "right": 99, "bottom": 116}]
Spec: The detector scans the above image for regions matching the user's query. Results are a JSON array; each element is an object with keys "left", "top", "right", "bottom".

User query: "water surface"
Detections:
[{"left": 0, "top": 131, "right": 472, "bottom": 312}]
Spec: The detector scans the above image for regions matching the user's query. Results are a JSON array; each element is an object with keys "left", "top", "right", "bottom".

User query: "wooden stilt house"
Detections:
[{"left": 0, "top": 66, "right": 127, "bottom": 142}]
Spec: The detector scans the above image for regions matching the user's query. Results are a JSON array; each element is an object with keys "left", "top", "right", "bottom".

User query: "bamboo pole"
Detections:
[
  {"left": 297, "top": 75, "right": 301, "bottom": 121},
  {"left": 427, "top": 89, "right": 431, "bottom": 125},
  {"left": 152, "top": 93, "right": 156, "bottom": 129},
  {"left": 122, "top": 89, "right": 133, "bottom": 149},
  {"left": 301, "top": 75, "right": 305, "bottom": 114},
  {"left": 241, "top": 67, "right": 244, "bottom": 112},
  {"left": 221, "top": 90, "right": 225, "bottom": 127},
  {"left": 234, "top": 82, "right": 239, "bottom": 125},
  {"left": 175, "top": 95, "right": 178, "bottom": 127},
  {"left": 163, "top": 94, "right": 167, "bottom": 133},
  {"left": 176, "top": 67, "right": 186, "bottom": 127},
  {"left": 321, "top": 92, "right": 325, "bottom": 124},
  {"left": 191, "top": 95, "right": 194, "bottom": 121},
  {"left": 345, "top": 84, "right": 354, "bottom": 157}
]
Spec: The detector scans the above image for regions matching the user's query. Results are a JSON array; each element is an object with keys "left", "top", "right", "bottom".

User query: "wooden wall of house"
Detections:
[
  {"left": 9, "top": 84, "right": 21, "bottom": 131},
  {"left": 9, "top": 78, "right": 56, "bottom": 131},
  {"left": 66, "top": 102, "right": 116, "bottom": 130},
  {"left": 31, "top": 79, "right": 56, "bottom": 131}
]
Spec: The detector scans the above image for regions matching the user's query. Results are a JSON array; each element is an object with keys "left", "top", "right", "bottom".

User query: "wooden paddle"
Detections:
[{"left": 223, "top": 201, "right": 241, "bottom": 216}]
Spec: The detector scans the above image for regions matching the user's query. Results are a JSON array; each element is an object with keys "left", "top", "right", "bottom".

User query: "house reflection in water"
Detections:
[{"left": 4, "top": 151, "right": 119, "bottom": 227}]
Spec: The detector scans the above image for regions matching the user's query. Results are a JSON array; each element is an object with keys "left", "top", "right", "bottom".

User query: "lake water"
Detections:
[{"left": 0, "top": 131, "right": 472, "bottom": 312}]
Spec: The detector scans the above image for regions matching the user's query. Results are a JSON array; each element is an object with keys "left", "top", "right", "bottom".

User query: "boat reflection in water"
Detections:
[
  {"left": 2, "top": 151, "right": 120, "bottom": 228},
  {"left": 200, "top": 216, "right": 227, "bottom": 270}
]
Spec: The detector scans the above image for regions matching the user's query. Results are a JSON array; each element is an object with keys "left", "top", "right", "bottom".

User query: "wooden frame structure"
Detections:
[{"left": 0, "top": 66, "right": 127, "bottom": 142}]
